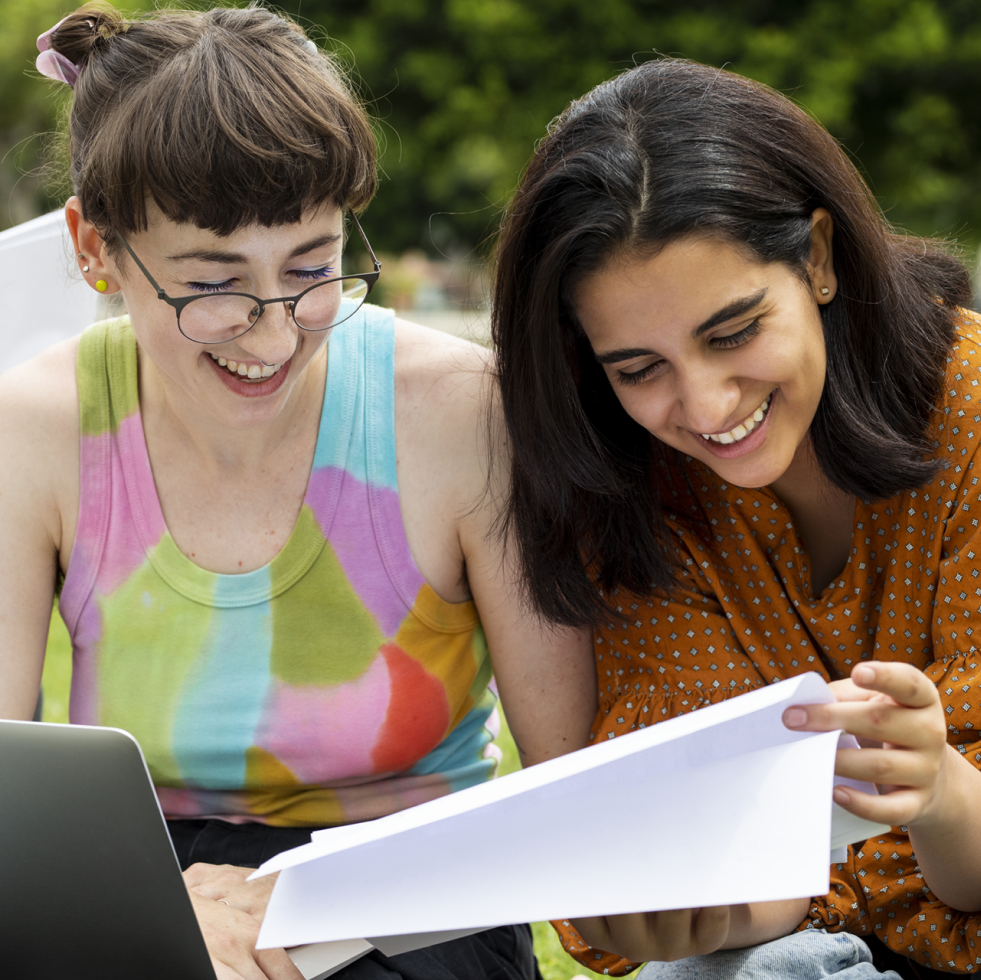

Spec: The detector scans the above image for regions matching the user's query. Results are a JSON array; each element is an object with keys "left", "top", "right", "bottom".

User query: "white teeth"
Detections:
[
  {"left": 701, "top": 396, "right": 771, "bottom": 445},
  {"left": 208, "top": 351, "right": 282, "bottom": 380}
]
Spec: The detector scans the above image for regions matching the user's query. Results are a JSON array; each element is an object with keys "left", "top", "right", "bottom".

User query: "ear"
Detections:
[
  {"left": 65, "top": 197, "right": 121, "bottom": 294},
  {"left": 807, "top": 208, "right": 836, "bottom": 304}
]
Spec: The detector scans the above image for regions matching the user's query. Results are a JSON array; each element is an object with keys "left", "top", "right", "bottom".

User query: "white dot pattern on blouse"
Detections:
[{"left": 553, "top": 316, "right": 981, "bottom": 975}]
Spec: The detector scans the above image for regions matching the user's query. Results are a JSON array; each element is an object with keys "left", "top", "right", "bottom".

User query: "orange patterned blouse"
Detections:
[{"left": 554, "top": 311, "right": 981, "bottom": 976}]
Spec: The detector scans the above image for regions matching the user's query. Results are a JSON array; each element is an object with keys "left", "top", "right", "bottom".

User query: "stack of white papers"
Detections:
[{"left": 258, "top": 672, "right": 888, "bottom": 956}]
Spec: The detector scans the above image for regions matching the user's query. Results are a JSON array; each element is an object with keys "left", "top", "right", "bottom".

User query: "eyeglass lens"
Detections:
[{"left": 177, "top": 277, "right": 372, "bottom": 344}]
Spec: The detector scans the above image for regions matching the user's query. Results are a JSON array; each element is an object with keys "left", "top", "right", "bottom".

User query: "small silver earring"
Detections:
[
  {"left": 820, "top": 287, "right": 829, "bottom": 295},
  {"left": 82, "top": 265, "right": 90, "bottom": 273}
]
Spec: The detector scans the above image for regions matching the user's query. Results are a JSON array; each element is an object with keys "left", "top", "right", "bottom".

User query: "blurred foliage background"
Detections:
[{"left": 3, "top": 0, "right": 981, "bottom": 271}]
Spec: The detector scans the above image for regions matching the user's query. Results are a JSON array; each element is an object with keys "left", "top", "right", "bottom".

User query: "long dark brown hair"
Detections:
[
  {"left": 44, "top": 3, "right": 376, "bottom": 244},
  {"left": 492, "top": 59, "right": 972, "bottom": 629}
]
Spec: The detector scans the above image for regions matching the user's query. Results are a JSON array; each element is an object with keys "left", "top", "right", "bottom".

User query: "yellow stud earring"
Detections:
[{"left": 96, "top": 280, "right": 108, "bottom": 293}]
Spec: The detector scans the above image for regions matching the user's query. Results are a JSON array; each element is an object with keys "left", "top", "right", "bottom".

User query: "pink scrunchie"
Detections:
[{"left": 36, "top": 18, "right": 82, "bottom": 88}]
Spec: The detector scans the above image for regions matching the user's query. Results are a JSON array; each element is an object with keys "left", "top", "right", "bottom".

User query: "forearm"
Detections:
[
  {"left": 908, "top": 745, "right": 981, "bottom": 911},
  {"left": 719, "top": 897, "right": 811, "bottom": 949}
]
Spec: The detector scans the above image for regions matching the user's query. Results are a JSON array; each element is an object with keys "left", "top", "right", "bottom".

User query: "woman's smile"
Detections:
[
  {"left": 697, "top": 391, "right": 774, "bottom": 458},
  {"left": 205, "top": 350, "right": 293, "bottom": 398},
  {"left": 573, "top": 233, "right": 829, "bottom": 490}
]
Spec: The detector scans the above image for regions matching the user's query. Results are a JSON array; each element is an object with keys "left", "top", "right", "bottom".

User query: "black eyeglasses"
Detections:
[{"left": 115, "top": 211, "right": 381, "bottom": 345}]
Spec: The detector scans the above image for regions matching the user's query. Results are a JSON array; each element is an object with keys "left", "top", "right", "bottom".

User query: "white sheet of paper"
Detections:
[
  {"left": 254, "top": 673, "right": 885, "bottom": 950},
  {"left": 285, "top": 927, "right": 491, "bottom": 979},
  {"left": 287, "top": 938, "right": 372, "bottom": 980}
]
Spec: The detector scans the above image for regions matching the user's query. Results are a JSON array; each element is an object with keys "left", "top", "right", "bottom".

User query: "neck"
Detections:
[
  {"left": 770, "top": 437, "right": 855, "bottom": 596},
  {"left": 138, "top": 345, "right": 328, "bottom": 473}
]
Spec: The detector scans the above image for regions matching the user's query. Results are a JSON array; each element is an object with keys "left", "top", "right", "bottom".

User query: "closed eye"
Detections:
[
  {"left": 615, "top": 319, "right": 761, "bottom": 386},
  {"left": 711, "top": 318, "right": 761, "bottom": 349},
  {"left": 186, "top": 279, "right": 237, "bottom": 293},
  {"left": 292, "top": 265, "right": 336, "bottom": 282},
  {"left": 616, "top": 359, "right": 666, "bottom": 386}
]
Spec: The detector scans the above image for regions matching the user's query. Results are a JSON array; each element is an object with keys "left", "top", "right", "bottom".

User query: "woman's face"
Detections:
[
  {"left": 106, "top": 204, "right": 346, "bottom": 429},
  {"left": 571, "top": 226, "right": 835, "bottom": 490}
]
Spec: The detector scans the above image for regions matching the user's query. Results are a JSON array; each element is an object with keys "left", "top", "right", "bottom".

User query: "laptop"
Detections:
[
  {"left": 0, "top": 719, "right": 218, "bottom": 978},
  {"left": 0, "top": 718, "right": 487, "bottom": 980}
]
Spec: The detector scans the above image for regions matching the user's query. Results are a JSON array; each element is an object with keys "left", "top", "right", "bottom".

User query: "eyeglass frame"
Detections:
[{"left": 113, "top": 210, "right": 382, "bottom": 344}]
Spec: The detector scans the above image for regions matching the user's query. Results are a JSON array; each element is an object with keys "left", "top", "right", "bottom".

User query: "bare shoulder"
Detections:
[
  {"left": 0, "top": 336, "right": 80, "bottom": 447},
  {"left": 0, "top": 337, "right": 81, "bottom": 546},
  {"left": 393, "top": 317, "right": 493, "bottom": 402},
  {"left": 392, "top": 317, "right": 499, "bottom": 485}
]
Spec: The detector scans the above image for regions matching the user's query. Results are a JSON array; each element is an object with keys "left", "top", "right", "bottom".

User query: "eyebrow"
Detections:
[
  {"left": 166, "top": 232, "right": 343, "bottom": 264},
  {"left": 593, "top": 288, "right": 768, "bottom": 364}
]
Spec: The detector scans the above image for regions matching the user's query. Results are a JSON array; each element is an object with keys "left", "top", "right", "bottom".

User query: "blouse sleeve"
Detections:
[{"left": 802, "top": 323, "right": 981, "bottom": 972}]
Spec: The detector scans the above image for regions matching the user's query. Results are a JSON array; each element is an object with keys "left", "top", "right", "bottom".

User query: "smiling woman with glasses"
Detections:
[
  {"left": 0, "top": 5, "right": 595, "bottom": 980},
  {"left": 115, "top": 211, "right": 381, "bottom": 345}
]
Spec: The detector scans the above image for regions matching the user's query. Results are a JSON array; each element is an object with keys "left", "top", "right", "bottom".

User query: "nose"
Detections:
[
  {"left": 239, "top": 301, "right": 299, "bottom": 366},
  {"left": 672, "top": 360, "right": 742, "bottom": 435}
]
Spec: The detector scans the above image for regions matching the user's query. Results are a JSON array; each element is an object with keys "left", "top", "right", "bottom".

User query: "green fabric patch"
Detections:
[
  {"left": 98, "top": 553, "right": 214, "bottom": 786},
  {"left": 77, "top": 318, "right": 139, "bottom": 437},
  {"left": 269, "top": 526, "right": 385, "bottom": 685}
]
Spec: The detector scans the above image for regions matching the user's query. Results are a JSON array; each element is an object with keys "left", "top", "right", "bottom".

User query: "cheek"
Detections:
[{"left": 614, "top": 387, "right": 674, "bottom": 439}]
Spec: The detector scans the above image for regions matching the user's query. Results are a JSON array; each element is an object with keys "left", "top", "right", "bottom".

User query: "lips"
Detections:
[
  {"left": 700, "top": 395, "right": 771, "bottom": 445},
  {"left": 208, "top": 351, "right": 283, "bottom": 381}
]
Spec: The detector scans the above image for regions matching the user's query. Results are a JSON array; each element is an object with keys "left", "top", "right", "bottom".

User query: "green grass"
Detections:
[
  {"left": 41, "top": 604, "right": 72, "bottom": 724},
  {"left": 41, "top": 608, "right": 632, "bottom": 979}
]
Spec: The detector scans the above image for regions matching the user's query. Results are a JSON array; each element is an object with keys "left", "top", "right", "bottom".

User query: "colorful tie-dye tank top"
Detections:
[{"left": 59, "top": 306, "right": 499, "bottom": 827}]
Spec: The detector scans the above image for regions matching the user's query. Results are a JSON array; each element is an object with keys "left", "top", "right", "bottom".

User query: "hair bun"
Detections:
[{"left": 47, "top": 4, "right": 124, "bottom": 68}]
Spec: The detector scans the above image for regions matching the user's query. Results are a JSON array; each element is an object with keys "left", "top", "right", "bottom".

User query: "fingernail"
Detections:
[
  {"left": 833, "top": 786, "right": 850, "bottom": 805},
  {"left": 783, "top": 707, "right": 807, "bottom": 728},
  {"left": 852, "top": 665, "right": 875, "bottom": 685}
]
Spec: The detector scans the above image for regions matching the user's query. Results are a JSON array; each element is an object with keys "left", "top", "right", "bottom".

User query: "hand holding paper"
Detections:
[
  {"left": 249, "top": 673, "right": 889, "bottom": 953},
  {"left": 784, "top": 662, "right": 949, "bottom": 827}
]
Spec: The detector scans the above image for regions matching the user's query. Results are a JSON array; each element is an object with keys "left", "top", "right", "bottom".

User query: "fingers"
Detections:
[
  {"left": 783, "top": 664, "right": 943, "bottom": 749},
  {"left": 834, "top": 745, "right": 937, "bottom": 793},
  {"left": 691, "top": 905, "right": 730, "bottom": 955},
  {"left": 849, "top": 662, "right": 938, "bottom": 709},
  {"left": 254, "top": 947, "right": 305, "bottom": 980},
  {"left": 572, "top": 907, "right": 730, "bottom": 963},
  {"left": 184, "top": 863, "right": 277, "bottom": 920},
  {"left": 188, "top": 889, "right": 303, "bottom": 980},
  {"left": 832, "top": 782, "right": 922, "bottom": 827},
  {"left": 184, "top": 862, "right": 253, "bottom": 888}
]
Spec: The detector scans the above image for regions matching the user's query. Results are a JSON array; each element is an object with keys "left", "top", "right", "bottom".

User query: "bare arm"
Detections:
[
  {"left": 0, "top": 342, "right": 79, "bottom": 720},
  {"left": 393, "top": 320, "right": 597, "bottom": 766},
  {"left": 455, "top": 351, "right": 595, "bottom": 765}
]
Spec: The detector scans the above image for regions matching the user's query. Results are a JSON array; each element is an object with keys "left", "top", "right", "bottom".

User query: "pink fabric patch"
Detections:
[
  {"left": 255, "top": 655, "right": 391, "bottom": 783},
  {"left": 307, "top": 467, "right": 424, "bottom": 635},
  {"left": 68, "top": 598, "right": 102, "bottom": 724}
]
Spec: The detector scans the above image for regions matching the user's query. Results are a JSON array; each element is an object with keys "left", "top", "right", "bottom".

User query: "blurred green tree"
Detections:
[
  {"left": 4, "top": 0, "right": 980, "bottom": 263},
  {"left": 290, "top": 0, "right": 981, "bottom": 259}
]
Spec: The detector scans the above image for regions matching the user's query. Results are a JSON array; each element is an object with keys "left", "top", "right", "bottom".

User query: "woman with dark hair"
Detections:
[
  {"left": 0, "top": 5, "right": 594, "bottom": 979},
  {"left": 494, "top": 59, "right": 981, "bottom": 978}
]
